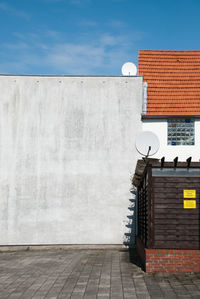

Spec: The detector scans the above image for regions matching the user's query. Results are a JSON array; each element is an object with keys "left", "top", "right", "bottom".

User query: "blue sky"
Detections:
[{"left": 0, "top": 0, "right": 200, "bottom": 75}]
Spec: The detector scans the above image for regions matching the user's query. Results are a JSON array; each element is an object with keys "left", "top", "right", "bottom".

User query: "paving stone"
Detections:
[{"left": 0, "top": 249, "right": 199, "bottom": 299}]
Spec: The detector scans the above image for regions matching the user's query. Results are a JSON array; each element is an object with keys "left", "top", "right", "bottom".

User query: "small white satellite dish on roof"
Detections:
[
  {"left": 121, "top": 62, "right": 137, "bottom": 76},
  {"left": 135, "top": 131, "right": 160, "bottom": 157}
]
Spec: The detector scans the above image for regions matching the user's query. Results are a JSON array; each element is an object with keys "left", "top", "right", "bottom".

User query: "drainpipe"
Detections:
[{"left": 142, "top": 82, "right": 148, "bottom": 114}]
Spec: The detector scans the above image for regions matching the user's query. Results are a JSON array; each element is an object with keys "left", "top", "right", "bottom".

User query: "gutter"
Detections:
[
  {"left": 142, "top": 82, "right": 148, "bottom": 114},
  {"left": 141, "top": 114, "right": 200, "bottom": 120}
]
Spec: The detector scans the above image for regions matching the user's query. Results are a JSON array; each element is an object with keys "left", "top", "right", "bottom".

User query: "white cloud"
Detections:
[
  {"left": 45, "top": 43, "right": 105, "bottom": 74},
  {"left": 1, "top": 42, "right": 29, "bottom": 50},
  {"left": 42, "top": 0, "right": 90, "bottom": 5},
  {"left": 108, "top": 20, "right": 127, "bottom": 28},
  {"left": 0, "top": 2, "right": 29, "bottom": 19},
  {"left": 100, "top": 34, "right": 123, "bottom": 46},
  {"left": 79, "top": 20, "right": 98, "bottom": 27},
  {"left": 111, "top": 0, "right": 128, "bottom": 2},
  {"left": 0, "top": 28, "right": 142, "bottom": 75}
]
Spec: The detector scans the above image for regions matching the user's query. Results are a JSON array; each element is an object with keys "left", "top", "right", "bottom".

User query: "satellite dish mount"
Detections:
[{"left": 146, "top": 146, "right": 151, "bottom": 158}]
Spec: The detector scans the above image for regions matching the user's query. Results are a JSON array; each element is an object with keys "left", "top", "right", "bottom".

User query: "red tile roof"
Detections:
[{"left": 138, "top": 50, "right": 200, "bottom": 115}]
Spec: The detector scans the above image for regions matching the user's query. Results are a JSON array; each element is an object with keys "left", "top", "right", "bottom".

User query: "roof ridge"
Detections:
[{"left": 139, "top": 49, "right": 200, "bottom": 53}]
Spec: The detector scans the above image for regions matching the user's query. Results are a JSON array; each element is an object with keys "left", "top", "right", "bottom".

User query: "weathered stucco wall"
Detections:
[
  {"left": 0, "top": 75, "right": 143, "bottom": 245},
  {"left": 143, "top": 119, "right": 200, "bottom": 161}
]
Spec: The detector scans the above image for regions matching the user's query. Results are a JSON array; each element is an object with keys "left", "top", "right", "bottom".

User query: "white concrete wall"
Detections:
[
  {"left": 0, "top": 75, "right": 143, "bottom": 245},
  {"left": 143, "top": 119, "right": 200, "bottom": 161}
]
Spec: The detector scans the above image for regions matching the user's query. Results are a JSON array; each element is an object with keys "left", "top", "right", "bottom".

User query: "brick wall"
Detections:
[{"left": 145, "top": 249, "right": 200, "bottom": 273}]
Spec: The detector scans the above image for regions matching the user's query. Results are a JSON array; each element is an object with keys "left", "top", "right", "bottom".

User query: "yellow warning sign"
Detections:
[
  {"left": 183, "top": 190, "right": 196, "bottom": 198},
  {"left": 184, "top": 200, "right": 196, "bottom": 209}
]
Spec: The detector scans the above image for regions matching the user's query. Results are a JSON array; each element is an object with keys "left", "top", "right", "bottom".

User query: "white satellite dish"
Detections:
[
  {"left": 121, "top": 62, "right": 137, "bottom": 76},
  {"left": 135, "top": 131, "right": 160, "bottom": 157}
]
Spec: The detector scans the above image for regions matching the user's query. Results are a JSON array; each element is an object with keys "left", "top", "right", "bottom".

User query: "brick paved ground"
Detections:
[{"left": 0, "top": 249, "right": 199, "bottom": 299}]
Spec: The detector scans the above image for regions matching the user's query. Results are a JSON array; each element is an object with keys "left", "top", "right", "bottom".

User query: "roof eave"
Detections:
[{"left": 141, "top": 113, "right": 200, "bottom": 120}]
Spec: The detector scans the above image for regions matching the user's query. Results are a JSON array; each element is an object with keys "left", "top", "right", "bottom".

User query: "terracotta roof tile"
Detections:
[{"left": 138, "top": 50, "right": 200, "bottom": 115}]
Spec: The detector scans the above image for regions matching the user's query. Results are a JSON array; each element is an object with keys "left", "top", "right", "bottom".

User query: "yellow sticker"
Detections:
[
  {"left": 184, "top": 200, "right": 196, "bottom": 209},
  {"left": 183, "top": 190, "right": 196, "bottom": 198}
]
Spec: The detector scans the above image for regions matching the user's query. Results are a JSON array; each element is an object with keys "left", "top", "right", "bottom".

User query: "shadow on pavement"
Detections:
[{"left": 129, "top": 247, "right": 145, "bottom": 272}]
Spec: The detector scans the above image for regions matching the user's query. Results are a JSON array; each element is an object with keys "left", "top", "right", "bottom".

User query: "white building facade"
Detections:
[{"left": 142, "top": 118, "right": 200, "bottom": 161}]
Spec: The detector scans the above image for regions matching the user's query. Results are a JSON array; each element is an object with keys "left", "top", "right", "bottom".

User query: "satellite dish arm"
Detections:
[{"left": 146, "top": 146, "right": 151, "bottom": 158}]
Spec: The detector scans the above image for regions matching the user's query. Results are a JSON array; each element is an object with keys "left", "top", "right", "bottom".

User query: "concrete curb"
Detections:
[{"left": 0, "top": 244, "right": 127, "bottom": 252}]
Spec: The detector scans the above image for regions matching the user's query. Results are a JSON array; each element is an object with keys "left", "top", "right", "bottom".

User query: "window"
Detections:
[{"left": 168, "top": 119, "right": 194, "bottom": 145}]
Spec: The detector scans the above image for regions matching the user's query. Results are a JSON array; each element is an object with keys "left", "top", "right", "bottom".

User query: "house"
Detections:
[
  {"left": 135, "top": 51, "right": 200, "bottom": 272},
  {"left": 139, "top": 50, "right": 200, "bottom": 161}
]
